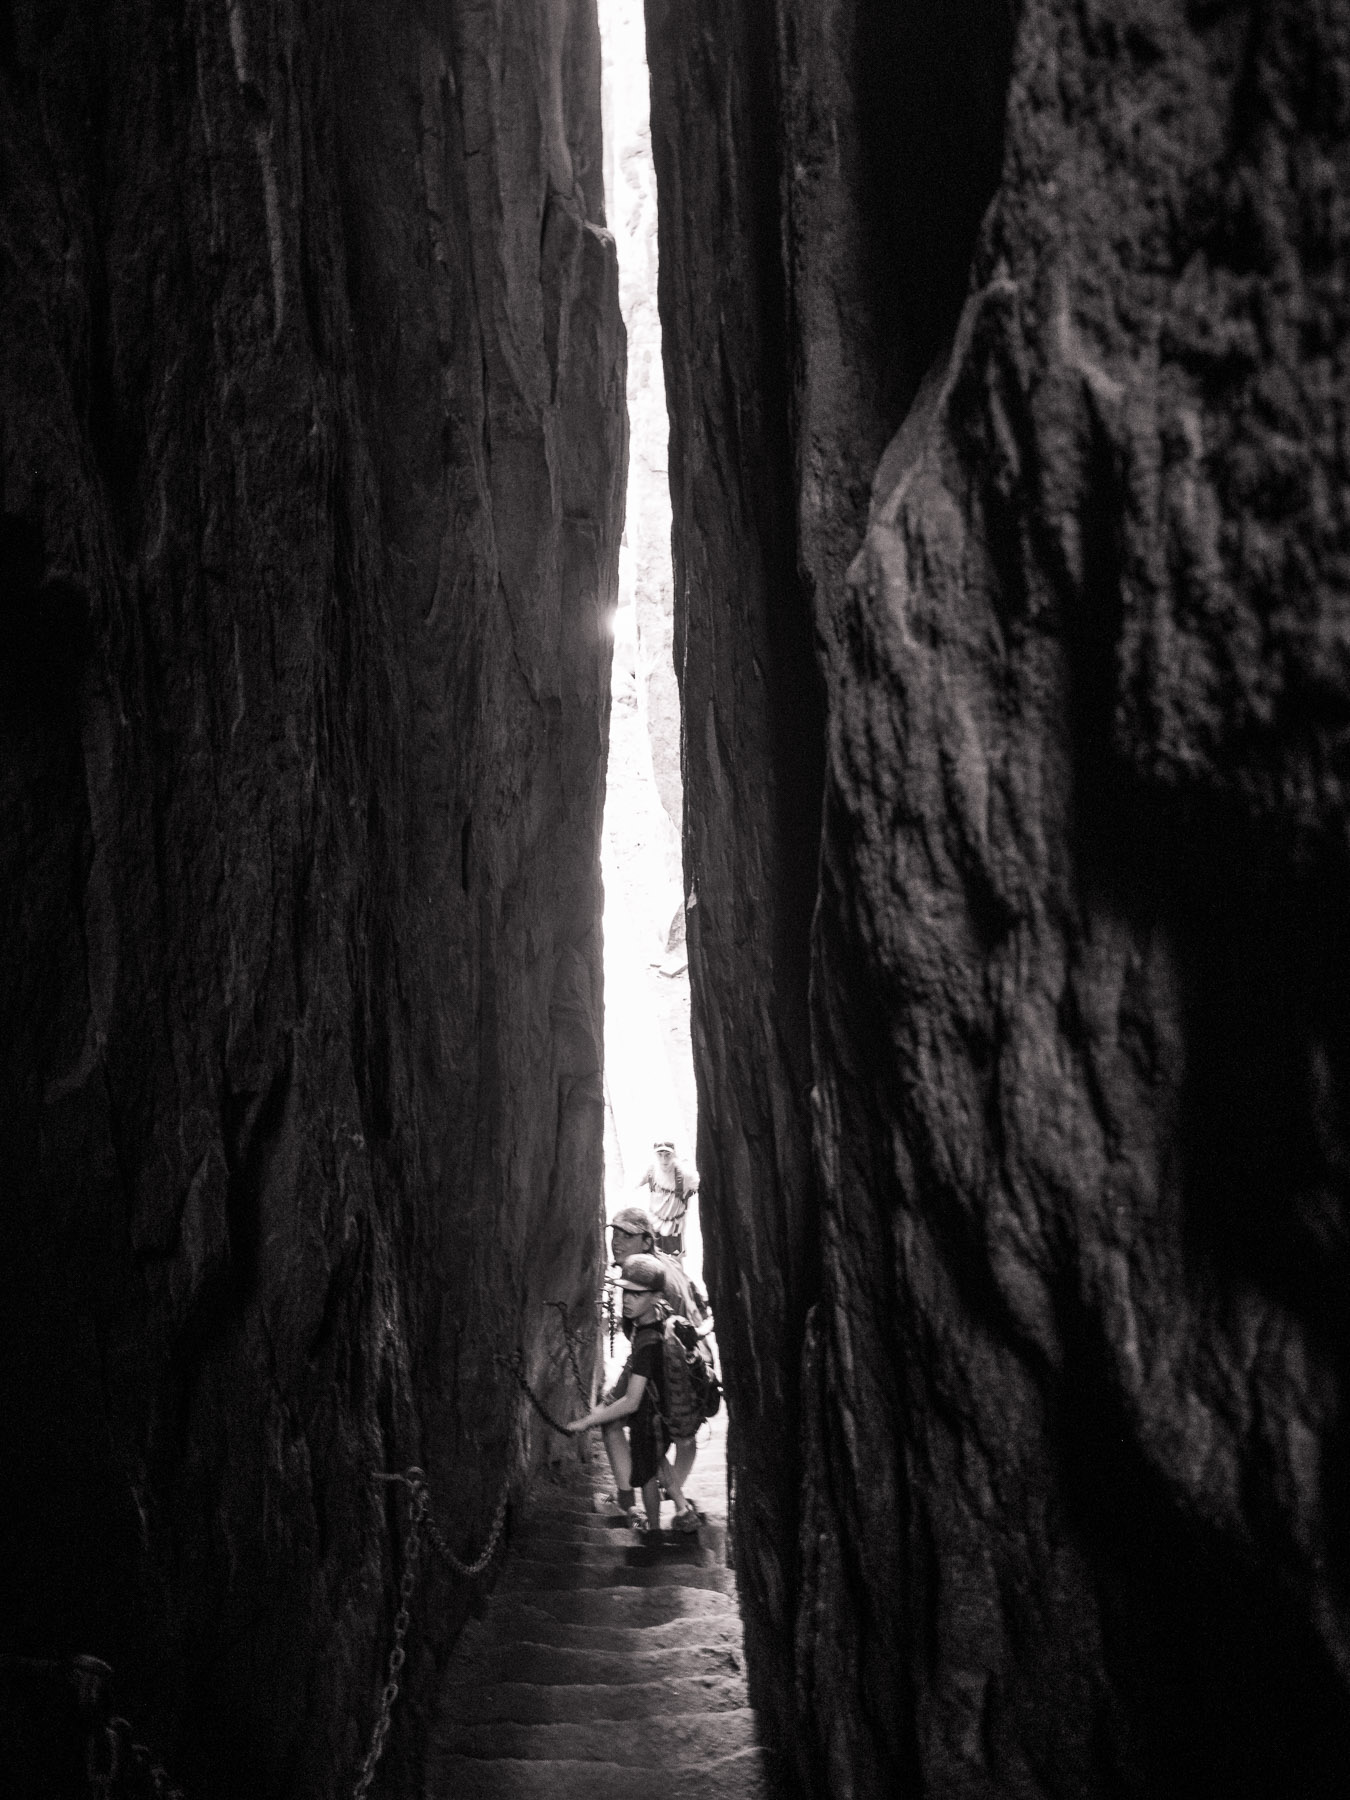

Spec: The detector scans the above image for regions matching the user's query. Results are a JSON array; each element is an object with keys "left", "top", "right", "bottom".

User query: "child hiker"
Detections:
[{"left": 565, "top": 1253, "right": 698, "bottom": 1533}]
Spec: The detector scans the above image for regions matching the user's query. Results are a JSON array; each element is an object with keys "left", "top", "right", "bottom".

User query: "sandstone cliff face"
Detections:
[
  {"left": 644, "top": 0, "right": 829, "bottom": 1753},
  {"left": 650, "top": 1, "right": 1350, "bottom": 1795},
  {"left": 0, "top": 3, "right": 624, "bottom": 1795}
]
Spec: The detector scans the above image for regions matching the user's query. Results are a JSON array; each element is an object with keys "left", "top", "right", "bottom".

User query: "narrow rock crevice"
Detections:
[{"left": 5, "top": 3, "right": 1350, "bottom": 1798}]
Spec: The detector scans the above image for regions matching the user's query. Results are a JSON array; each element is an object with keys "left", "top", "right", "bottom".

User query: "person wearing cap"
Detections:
[
  {"left": 595, "top": 1206, "right": 708, "bottom": 1523},
  {"left": 635, "top": 1140, "right": 699, "bottom": 1257},
  {"left": 608, "top": 1205, "right": 707, "bottom": 1326},
  {"left": 566, "top": 1254, "right": 696, "bottom": 1531}
]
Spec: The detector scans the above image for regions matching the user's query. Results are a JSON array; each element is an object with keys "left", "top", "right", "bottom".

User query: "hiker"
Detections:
[
  {"left": 609, "top": 1205, "right": 707, "bottom": 1325},
  {"left": 636, "top": 1140, "right": 699, "bottom": 1257},
  {"left": 594, "top": 1206, "right": 706, "bottom": 1523},
  {"left": 566, "top": 1254, "right": 698, "bottom": 1532}
]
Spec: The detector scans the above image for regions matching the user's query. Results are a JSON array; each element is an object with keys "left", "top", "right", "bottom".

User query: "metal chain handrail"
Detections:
[
  {"left": 0, "top": 1653, "right": 188, "bottom": 1800},
  {"left": 94, "top": 1714, "right": 187, "bottom": 1800},
  {"left": 355, "top": 1307, "right": 597, "bottom": 1798},
  {"left": 353, "top": 1477, "right": 428, "bottom": 1800},
  {"left": 355, "top": 1457, "right": 516, "bottom": 1796},
  {"left": 545, "top": 1299, "right": 588, "bottom": 1396},
  {"left": 19, "top": 1310, "right": 591, "bottom": 1800},
  {"left": 415, "top": 1469, "right": 512, "bottom": 1579},
  {"left": 494, "top": 1348, "right": 576, "bottom": 1434}
]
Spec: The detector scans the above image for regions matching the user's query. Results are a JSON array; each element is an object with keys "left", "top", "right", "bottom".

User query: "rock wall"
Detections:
[
  {"left": 0, "top": 2, "right": 624, "bottom": 1795},
  {"left": 649, "top": 1, "right": 1350, "bottom": 1796},
  {"left": 644, "top": 0, "right": 844, "bottom": 1759}
]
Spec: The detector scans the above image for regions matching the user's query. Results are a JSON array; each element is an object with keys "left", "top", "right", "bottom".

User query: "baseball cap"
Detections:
[{"left": 616, "top": 1253, "right": 666, "bottom": 1293}]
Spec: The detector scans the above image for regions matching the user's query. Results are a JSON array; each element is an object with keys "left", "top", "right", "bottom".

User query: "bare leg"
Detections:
[
  {"left": 601, "top": 1421, "right": 632, "bottom": 1493},
  {"left": 664, "top": 1439, "right": 697, "bottom": 1519},
  {"left": 671, "top": 1438, "right": 696, "bottom": 1495},
  {"left": 640, "top": 1476, "right": 662, "bottom": 1529},
  {"left": 660, "top": 1457, "right": 686, "bottom": 1510}
]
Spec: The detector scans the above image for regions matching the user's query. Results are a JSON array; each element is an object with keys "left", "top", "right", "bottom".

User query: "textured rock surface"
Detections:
[
  {"left": 429, "top": 1445, "right": 772, "bottom": 1800},
  {"left": 651, "top": 1, "right": 1350, "bottom": 1796},
  {"left": 0, "top": 2, "right": 624, "bottom": 1796},
  {"left": 644, "top": 1, "right": 829, "bottom": 1765}
]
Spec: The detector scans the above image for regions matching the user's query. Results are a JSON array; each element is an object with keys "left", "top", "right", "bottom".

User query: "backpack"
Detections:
[{"left": 659, "top": 1312, "right": 721, "bottom": 1440}]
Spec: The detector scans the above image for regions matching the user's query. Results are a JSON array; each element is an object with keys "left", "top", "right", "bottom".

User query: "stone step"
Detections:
[
  {"left": 500, "top": 1557, "right": 735, "bottom": 1595},
  {"left": 455, "top": 1609, "right": 745, "bottom": 1658},
  {"left": 525, "top": 1490, "right": 615, "bottom": 1519},
  {"left": 514, "top": 1517, "right": 632, "bottom": 1547},
  {"left": 429, "top": 1432, "right": 760, "bottom": 1800},
  {"left": 514, "top": 1519, "right": 727, "bottom": 1558},
  {"left": 447, "top": 1637, "right": 744, "bottom": 1690},
  {"left": 470, "top": 1584, "right": 737, "bottom": 1631},
  {"left": 440, "top": 1672, "right": 749, "bottom": 1723},
  {"left": 428, "top": 1747, "right": 771, "bottom": 1800},
  {"left": 440, "top": 1707, "right": 760, "bottom": 1765}
]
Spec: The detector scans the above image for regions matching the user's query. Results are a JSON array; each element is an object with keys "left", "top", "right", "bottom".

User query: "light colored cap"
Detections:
[{"left": 616, "top": 1253, "right": 666, "bottom": 1293}]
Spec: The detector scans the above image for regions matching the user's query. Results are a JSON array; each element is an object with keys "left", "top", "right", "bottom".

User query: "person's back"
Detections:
[{"left": 655, "top": 1252, "right": 706, "bottom": 1328}]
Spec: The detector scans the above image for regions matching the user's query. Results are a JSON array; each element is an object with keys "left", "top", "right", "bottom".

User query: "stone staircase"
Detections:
[{"left": 427, "top": 1452, "right": 774, "bottom": 1798}]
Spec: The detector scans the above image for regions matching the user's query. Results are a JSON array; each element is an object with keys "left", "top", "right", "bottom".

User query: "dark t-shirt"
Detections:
[
  {"left": 628, "top": 1324, "right": 667, "bottom": 1484},
  {"left": 631, "top": 1331, "right": 664, "bottom": 1419}
]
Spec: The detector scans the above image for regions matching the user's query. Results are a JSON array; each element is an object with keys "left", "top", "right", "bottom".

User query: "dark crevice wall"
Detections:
[
  {"left": 0, "top": 2, "right": 624, "bottom": 1795},
  {"left": 644, "top": 0, "right": 828, "bottom": 1764},
  {"left": 650, "top": 2, "right": 1350, "bottom": 1798}
]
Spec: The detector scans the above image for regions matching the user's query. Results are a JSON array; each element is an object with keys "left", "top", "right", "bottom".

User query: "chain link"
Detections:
[
  {"left": 534, "top": 1314, "right": 674, "bottom": 1441},
  {"left": 419, "top": 1471, "right": 511, "bottom": 1578},
  {"left": 86, "top": 1712, "right": 185, "bottom": 1800},
  {"left": 353, "top": 1312, "right": 592, "bottom": 1797},
  {"left": 0, "top": 1654, "right": 186, "bottom": 1800},
  {"left": 495, "top": 1349, "right": 576, "bottom": 1434},
  {"left": 354, "top": 1459, "right": 515, "bottom": 1796},
  {"left": 353, "top": 1479, "right": 426, "bottom": 1800},
  {"left": 545, "top": 1299, "right": 588, "bottom": 1397}
]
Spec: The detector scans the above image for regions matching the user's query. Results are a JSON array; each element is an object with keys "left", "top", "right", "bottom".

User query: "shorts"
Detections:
[
  {"left": 628, "top": 1402, "right": 669, "bottom": 1490},
  {"left": 655, "top": 1231, "right": 682, "bottom": 1256}
]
